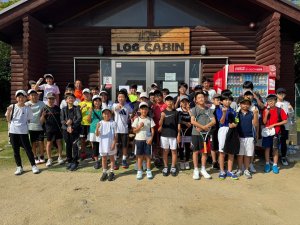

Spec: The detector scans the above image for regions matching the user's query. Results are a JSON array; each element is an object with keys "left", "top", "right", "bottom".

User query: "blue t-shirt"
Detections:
[
  {"left": 216, "top": 106, "right": 236, "bottom": 127},
  {"left": 237, "top": 111, "right": 254, "bottom": 138}
]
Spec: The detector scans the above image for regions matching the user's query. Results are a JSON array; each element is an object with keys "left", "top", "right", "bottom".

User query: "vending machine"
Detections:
[{"left": 213, "top": 64, "right": 276, "bottom": 98}]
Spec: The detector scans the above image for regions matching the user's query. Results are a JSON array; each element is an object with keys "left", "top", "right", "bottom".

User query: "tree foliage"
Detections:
[{"left": 295, "top": 42, "right": 300, "bottom": 83}]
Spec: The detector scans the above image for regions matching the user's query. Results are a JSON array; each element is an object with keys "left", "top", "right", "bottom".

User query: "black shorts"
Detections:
[
  {"left": 135, "top": 140, "right": 152, "bottom": 156},
  {"left": 80, "top": 125, "right": 89, "bottom": 139},
  {"left": 46, "top": 131, "right": 63, "bottom": 142},
  {"left": 117, "top": 133, "right": 128, "bottom": 148},
  {"left": 191, "top": 135, "right": 204, "bottom": 152},
  {"left": 29, "top": 130, "right": 44, "bottom": 143},
  {"left": 211, "top": 129, "right": 219, "bottom": 151}
]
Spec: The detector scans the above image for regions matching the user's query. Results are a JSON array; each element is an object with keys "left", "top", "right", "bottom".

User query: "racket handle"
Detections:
[{"left": 203, "top": 142, "right": 207, "bottom": 154}]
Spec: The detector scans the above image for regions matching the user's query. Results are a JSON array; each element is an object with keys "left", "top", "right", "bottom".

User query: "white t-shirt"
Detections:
[
  {"left": 97, "top": 120, "right": 117, "bottom": 154},
  {"left": 39, "top": 84, "right": 60, "bottom": 104},
  {"left": 208, "top": 89, "right": 216, "bottom": 101},
  {"left": 60, "top": 98, "right": 81, "bottom": 109},
  {"left": 9, "top": 104, "right": 33, "bottom": 134},
  {"left": 276, "top": 101, "right": 290, "bottom": 130},
  {"left": 25, "top": 101, "right": 45, "bottom": 131},
  {"left": 112, "top": 103, "right": 133, "bottom": 134},
  {"left": 132, "top": 116, "right": 155, "bottom": 140}
]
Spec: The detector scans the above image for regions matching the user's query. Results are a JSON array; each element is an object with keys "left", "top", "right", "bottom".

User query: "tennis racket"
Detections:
[{"left": 197, "top": 110, "right": 212, "bottom": 154}]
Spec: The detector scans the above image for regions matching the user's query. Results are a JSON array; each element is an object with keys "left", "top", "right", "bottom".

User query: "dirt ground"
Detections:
[{"left": 1, "top": 158, "right": 300, "bottom": 225}]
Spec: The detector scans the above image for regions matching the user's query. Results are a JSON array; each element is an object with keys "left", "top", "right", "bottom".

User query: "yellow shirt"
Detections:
[
  {"left": 128, "top": 94, "right": 138, "bottom": 103},
  {"left": 78, "top": 101, "right": 92, "bottom": 125}
]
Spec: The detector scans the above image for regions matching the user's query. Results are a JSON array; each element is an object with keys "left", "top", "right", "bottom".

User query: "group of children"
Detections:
[{"left": 6, "top": 74, "right": 294, "bottom": 182}]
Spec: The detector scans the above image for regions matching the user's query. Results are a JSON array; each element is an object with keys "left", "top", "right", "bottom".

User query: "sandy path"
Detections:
[{"left": 1, "top": 163, "right": 300, "bottom": 225}]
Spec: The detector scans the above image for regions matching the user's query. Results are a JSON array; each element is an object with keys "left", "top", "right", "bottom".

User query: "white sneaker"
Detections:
[
  {"left": 136, "top": 170, "right": 143, "bottom": 180},
  {"left": 46, "top": 158, "right": 53, "bottom": 167},
  {"left": 32, "top": 165, "right": 40, "bottom": 174},
  {"left": 200, "top": 168, "right": 212, "bottom": 179},
  {"left": 235, "top": 169, "right": 243, "bottom": 177},
  {"left": 249, "top": 163, "right": 256, "bottom": 173},
  {"left": 14, "top": 166, "right": 23, "bottom": 175},
  {"left": 35, "top": 158, "right": 40, "bottom": 164},
  {"left": 193, "top": 169, "right": 200, "bottom": 180},
  {"left": 57, "top": 157, "right": 64, "bottom": 165},
  {"left": 179, "top": 162, "right": 185, "bottom": 170},
  {"left": 185, "top": 162, "right": 190, "bottom": 170},
  {"left": 146, "top": 170, "right": 153, "bottom": 179},
  {"left": 39, "top": 157, "right": 45, "bottom": 163}
]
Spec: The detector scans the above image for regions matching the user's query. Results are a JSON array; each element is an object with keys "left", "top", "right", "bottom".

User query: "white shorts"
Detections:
[
  {"left": 99, "top": 147, "right": 117, "bottom": 157},
  {"left": 218, "top": 127, "right": 229, "bottom": 153},
  {"left": 89, "top": 133, "right": 98, "bottom": 142},
  {"left": 238, "top": 137, "right": 255, "bottom": 157},
  {"left": 160, "top": 136, "right": 177, "bottom": 150}
]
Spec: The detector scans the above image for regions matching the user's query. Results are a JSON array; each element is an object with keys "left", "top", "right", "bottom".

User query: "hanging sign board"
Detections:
[{"left": 111, "top": 28, "right": 190, "bottom": 55}]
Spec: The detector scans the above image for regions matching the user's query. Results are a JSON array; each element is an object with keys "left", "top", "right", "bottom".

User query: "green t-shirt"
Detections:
[{"left": 90, "top": 109, "right": 102, "bottom": 133}]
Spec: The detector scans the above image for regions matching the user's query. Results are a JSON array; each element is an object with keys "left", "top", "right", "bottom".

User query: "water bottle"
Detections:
[{"left": 288, "top": 108, "right": 295, "bottom": 125}]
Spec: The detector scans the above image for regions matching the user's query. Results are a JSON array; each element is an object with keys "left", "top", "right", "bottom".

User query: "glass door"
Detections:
[{"left": 151, "top": 60, "right": 187, "bottom": 96}]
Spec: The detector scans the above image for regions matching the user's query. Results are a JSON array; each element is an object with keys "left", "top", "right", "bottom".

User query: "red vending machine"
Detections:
[{"left": 213, "top": 64, "right": 276, "bottom": 98}]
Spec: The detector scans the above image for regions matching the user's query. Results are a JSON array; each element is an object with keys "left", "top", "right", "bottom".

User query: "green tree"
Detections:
[{"left": 295, "top": 42, "right": 300, "bottom": 83}]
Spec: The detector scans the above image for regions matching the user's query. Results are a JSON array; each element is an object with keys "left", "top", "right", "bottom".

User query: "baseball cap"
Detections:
[
  {"left": 102, "top": 107, "right": 112, "bottom": 113},
  {"left": 164, "top": 95, "right": 174, "bottom": 101},
  {"left": 139, "top": 102, "right": 149, "bottom": 108},
  {"left": 15, "top": 90, "right": 27, "bottom": 97},
  {"left": 212, "top": 93, "right": 221, "bottom": 99},
  {"left": 28, "top": 80, "right": 36, "bottom": 86},
  {"left": 276, "top": 88, "right": 286, "bottom": 94},
  {"left": 137, "top": 88, "right": 144, "bottom": 93},
  {"left": 139, "top": 92, "right": 148, "bottom": 99},
  {"left": 100, "top": 90, "right": 108, "bottom": 95},
  {"left": 194, "top": 84, "right": 202, "bottom": 90},
  {"left": 92, "top": 95, "right": 101, "bottom": 101},
  {"left": 46, "top": 92, "right": 55, "bottom": 99},
  {"left": 151, "top": 83, "right": 158, "bottom": 88},
  {"left": 27, "top": 89, "right": 37, "bottom": 95},
  {"left": 149, "top": 89, "right": 155, "bottom": 96},
  {"left": 44, "top": 74, "right": 54, "bottom": 79},
  {"left": 180, "top": 95, "right": 189, "bottom": 101},
  {"left": 82, "top": 88, "right": 91, "bottom": 94}
]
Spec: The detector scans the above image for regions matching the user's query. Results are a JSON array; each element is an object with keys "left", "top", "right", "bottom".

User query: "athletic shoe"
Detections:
[
  {"left": 108, "top": 172, "right": 115, "bottom": 181},
  {"left": 100, "top": 172, "right": 108, "bottom": 182},
  {"left": 281, "top": 157, "right": 289, "bottom": 166},
  {"left": 34, "top": 157, "right": 40, "bottom": 165},
  {"left": 235, "top": 169, "right": 243, "bottom": 177},
  {"left": 179, "top": 162, "right": 185, "bottom": 170},
  {"left": 212, "top": 162, "right": 220, "bottom": 170},
  {"left": 244, "top": 169, "right": 252, "bottom": 179},
  {"left": 249, "top": 163, "right": 256, "bottom": 173},
  {"left": 162, "top": 167, "right": 169, "bottom": 176},
  {"left": 193, "top": 169, "right": 200, "bottom": 180},
  {"left": 122, "top": 160, "right": 129, "bottom": 169},
  {"left": 136, "top": 170, "right": 143, "bottom": 180},
  {"left": 226, "top": 171, "right": 239, "bottom": 180},
  {"left": 218, "top": 171, "right": 226, "bottom": 180},
  {"left": 272, "top": 165, "right": 279, "bottom": 174},
  {"left": 146, "top": 170, "right": 153, "bottom": 179},
  {"left": 200, "top": 168, "right": 212, "bottom": 179},
  {"left": 66, "top": 163, "right": 72, "bottom": 170},
  {"left": 70, "top": 163, "right": 78, "bottom": 171},
  {"left": 185, "top": 162, "right": 190, "bottom": 170},
  {"left": 57, "top": 157, "right": 64, "bottom": 165},
  {"left": 14, "top": 166, "right": 23, "bottom": 175},
  {"left": 39, "top": 156, "right": 45, "bottom": 164},
  {"left": 32, "top": 165, "right": 40, "bottom": 174},
  {"left": 142, "top": 160, "right": 147, "bottom": 171},
  {"left": 170, "top": 167, "right": 177, "bottom": 177},
  {"left": 264, "top": 164, "right": 271, "bottom": 173},
  {"left": 46, "top": 158, "right": 53, "bottom": 167},
  {"left": 129, "top": 152, "right": 135, "bottom": 160},
  {"left": 94, "top": 161, "right": 101, "bottom": 169},
  {"left": 113, "top": 161, "right": 119, "bottom": 170}
]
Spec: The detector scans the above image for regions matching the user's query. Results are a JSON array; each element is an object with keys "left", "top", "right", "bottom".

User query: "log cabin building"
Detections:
[{"left": 0, "top": 0, "right": 300, "bottom": 103}]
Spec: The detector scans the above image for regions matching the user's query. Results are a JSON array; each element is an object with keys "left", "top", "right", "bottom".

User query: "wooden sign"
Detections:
[{"left": 111, "top": 28, "right": 190, "bottom": 55}]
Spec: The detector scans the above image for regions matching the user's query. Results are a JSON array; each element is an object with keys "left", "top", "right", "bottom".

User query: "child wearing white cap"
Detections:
[
  {"left": 35, "top": 74, "right": 60, "bottom": 105},
  {"left": 6, "top": 90, "right": 40, "bottom": 175}
]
